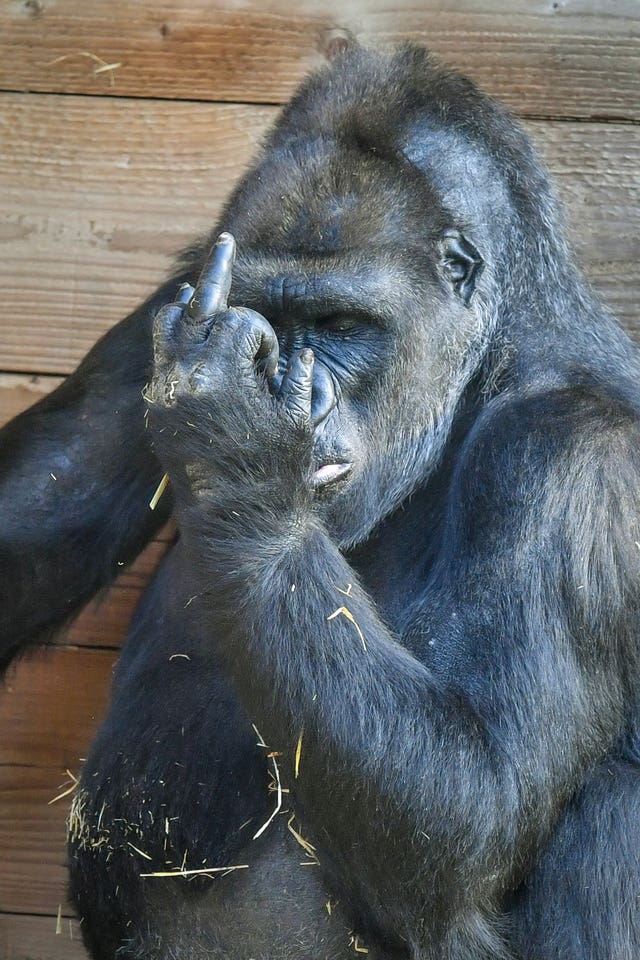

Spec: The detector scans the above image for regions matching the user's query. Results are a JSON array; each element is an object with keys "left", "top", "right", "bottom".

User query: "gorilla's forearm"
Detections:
[
  {"left": 0, "top": 281, "right": 180, "bottom": 670},
  {"left": 176, "top": 493, "right": 614, "bottom": 951}
]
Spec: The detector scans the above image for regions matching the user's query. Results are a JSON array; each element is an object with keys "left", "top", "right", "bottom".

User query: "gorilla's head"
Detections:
[{"left": 185, "top": 45, "right": 571, "bottom": 546}]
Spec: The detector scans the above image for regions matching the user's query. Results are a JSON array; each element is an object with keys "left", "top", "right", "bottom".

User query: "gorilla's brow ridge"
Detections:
[{"left": 234, "top": 262, "right": 405, "bottom": 325}]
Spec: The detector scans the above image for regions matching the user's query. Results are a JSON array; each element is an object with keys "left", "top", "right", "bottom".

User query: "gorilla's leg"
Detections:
[
  {"left": 69, "top": 549, "right": 356, "bottom": 960},
  {"left": 508, "top": 758, "right": 640, "bottom": 960},
  {"left": 0, "top": 279, "right": 184, "bottom": 670}
]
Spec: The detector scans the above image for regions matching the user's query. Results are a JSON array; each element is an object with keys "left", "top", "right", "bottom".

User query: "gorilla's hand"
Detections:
[{"left": 147, "top": 234, "right": 314, "bottom": 514}]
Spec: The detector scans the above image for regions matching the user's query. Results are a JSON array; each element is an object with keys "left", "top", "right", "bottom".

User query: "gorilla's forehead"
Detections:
[{"left": 223, "top": 136, "right": 446, "bottom": 259}]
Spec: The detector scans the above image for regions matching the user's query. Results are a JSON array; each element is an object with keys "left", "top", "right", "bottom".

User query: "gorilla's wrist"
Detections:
[{"left": 178, "top": 495, "right": 321, "bottom": 586}]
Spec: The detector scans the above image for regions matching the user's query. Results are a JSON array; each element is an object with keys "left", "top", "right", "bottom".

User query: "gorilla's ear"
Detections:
[{"left": 440, "top": 230, "right": 484, "bottom": 306}]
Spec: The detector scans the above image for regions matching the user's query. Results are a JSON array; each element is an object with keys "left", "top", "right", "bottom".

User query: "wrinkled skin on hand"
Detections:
[{"left": 148, "top": 234, "right": 349, "bottom": 521}]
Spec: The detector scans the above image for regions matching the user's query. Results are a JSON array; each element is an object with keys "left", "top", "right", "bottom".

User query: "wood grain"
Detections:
[
  {"left": 0, "top": 1, "right": 638, "bottom": 119},
  {"left": 0, "top": 93, "right": 272, "bottom": 373},
  {"left": 0, "top": 646, "right": 118, "bottom": 768},
  {"left": 0, "top": 374, "right": 64, "bottom": 421},
  {"left": 1, "top": 912, "right": 86, "bottom": 960},
  {"left": 0, "top": 93, "right": 638, "bottom": 375},
  {"left": 0, "top": 648, "right": 110, "bottom": 933},
  {"left": 0, "top": 767, "right": 84, "bottom": 919}
]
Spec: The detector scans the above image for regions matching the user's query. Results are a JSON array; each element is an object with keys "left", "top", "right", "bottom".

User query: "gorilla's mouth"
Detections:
[{"left": 311, "top": 462, "right": 353, "bottom": 488}]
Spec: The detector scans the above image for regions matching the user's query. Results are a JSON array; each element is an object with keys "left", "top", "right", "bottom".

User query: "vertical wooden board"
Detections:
[{"left": 0, "top": 914, "right": 87, "bottom": 960}]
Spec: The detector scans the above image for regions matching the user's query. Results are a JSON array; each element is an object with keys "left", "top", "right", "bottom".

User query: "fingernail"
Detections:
[
  {"left": 176, "top": 282, "right": 194, "bottom": 304},
  {"left": 301, "top": 348, "right": 314, "bottom": 364}
]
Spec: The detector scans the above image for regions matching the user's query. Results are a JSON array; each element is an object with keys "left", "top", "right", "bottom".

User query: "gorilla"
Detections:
[{"left": 1, "top": 43, "right": 640, "bottom": 960}]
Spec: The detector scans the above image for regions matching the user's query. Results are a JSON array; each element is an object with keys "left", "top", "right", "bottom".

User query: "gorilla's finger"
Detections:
[
  {"left": 280, "top": 349, "right": 314, "bottom": 423},
  {"left": 310, "top": 360, "right": 338, "bottom": 427},
  {"left": 152, "top": 302, "right": 187, "bottom": 367},
  {"left": 253, "top": 317, "right": 280, "bottom": 381},
  {"left": 176, "top": 282, "right": 195, "bottom": 305},
  {"left": 186, "top": 233, "right": 236, "bottom": 324}
]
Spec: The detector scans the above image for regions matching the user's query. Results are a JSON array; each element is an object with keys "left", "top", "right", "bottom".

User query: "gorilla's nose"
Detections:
[{"left": 311, "top": 360, "right": 338, "bottom": 426}]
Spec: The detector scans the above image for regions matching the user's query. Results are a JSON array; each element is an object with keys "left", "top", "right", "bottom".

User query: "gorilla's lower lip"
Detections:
[{"left": 311, "top": 462, "right": 353, "bottom": 488}]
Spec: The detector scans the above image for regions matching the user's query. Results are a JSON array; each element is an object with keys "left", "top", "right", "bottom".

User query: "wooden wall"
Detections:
[{"left": 0, "top": 2, "right": 638, "bottom": 957}]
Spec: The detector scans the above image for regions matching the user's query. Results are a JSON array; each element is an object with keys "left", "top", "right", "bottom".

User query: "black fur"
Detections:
[{"left": 2, "top": 45, "right": 640, "bottom": 959}]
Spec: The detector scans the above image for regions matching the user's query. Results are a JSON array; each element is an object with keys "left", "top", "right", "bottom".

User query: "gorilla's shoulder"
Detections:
[
  {"left": 484, "top": 381, "right": 640, "bottom": 449},
  {"left": 454, "top": 381, "right": 640, "bottom": 532},
  {"left": 440, "top": 382, "right": 640, "bottom": 621}
]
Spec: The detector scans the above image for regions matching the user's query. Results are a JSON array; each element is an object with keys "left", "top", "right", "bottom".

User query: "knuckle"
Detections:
[
  {"left": 146, "top": 370, "right": 180, "bottom": 409},
  {"left": 283, "top": 392, "right": 311, "bottom": 424},
  {"left": 289, "top": 379, "right": 310, "bottom": 399}
]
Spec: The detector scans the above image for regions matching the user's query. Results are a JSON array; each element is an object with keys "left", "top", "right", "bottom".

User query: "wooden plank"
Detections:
[
  {"left": 62, "top": 586, "right": 142, "bottom": 649},
  {"left": 0, "top": 767, "right": 85, "bottom": 920},
  {"left": 0, "top": 913, "right": 86, "bottom": 960},
  {"left": 0, "top": 646, "right": 117, "bottom": 768},
  {"left": 0, "top": 1, "right": 638, "bottom": 119},
  {"left": 530, "top": 121, "right": 640, "bottom": 335},
  {"left": 0, "top": 374, "right": 64, "bottom": 422},
  {"left": 0, "top": 93, "right": 273, "bottom": 374},
  {"left": 0, "top": 647, "right": 116, "bottom": 920},
  {"left": 0, "top": 92, "right": 638, "bottom": 375}
]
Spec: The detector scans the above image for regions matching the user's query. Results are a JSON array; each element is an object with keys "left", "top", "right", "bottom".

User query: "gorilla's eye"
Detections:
[
  {"left": 315, "top": 314, "right": 361, "bottom": 334},
  {"left": 441, "top": 230, "right": 484, "bottom": 306}
]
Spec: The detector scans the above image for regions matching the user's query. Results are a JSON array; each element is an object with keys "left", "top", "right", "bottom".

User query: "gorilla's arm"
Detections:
[
  {"left": 150, "top": 273, "right": 634, "bottom": 952},
  {"left": 182, "top": 392, "right": 634, "bottom": 951},
  {"left": 0, "top": 281, "right": 180, "bottom": 670}
]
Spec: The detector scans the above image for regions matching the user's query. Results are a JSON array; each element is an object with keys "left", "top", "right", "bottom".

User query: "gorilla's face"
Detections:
[{"left": 221, "top": 138, "right": 487, "bottom": 546}]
